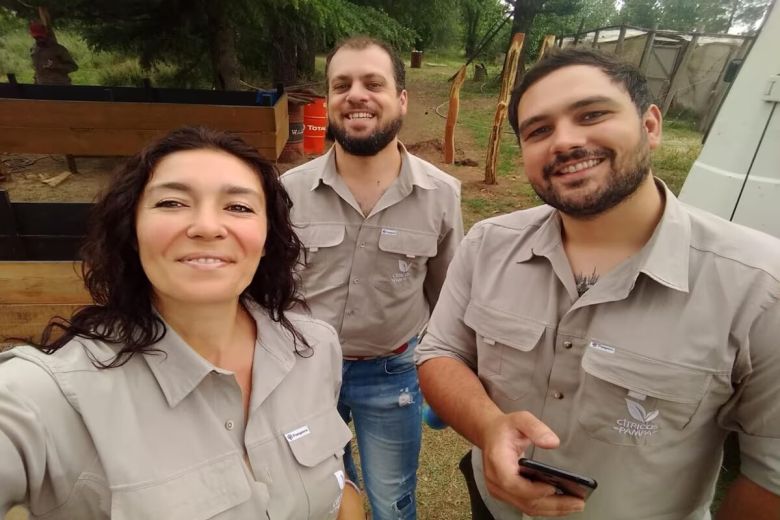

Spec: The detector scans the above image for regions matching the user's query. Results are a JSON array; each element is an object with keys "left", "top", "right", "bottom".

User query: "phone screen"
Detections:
[{"left": 518, "top": 458, "right": 597, "bottom": 500}]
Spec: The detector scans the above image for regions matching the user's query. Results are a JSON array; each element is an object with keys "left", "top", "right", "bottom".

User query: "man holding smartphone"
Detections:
[
  {"left": 282, "top": 37, "right": 463, "bottom": 520},
  {"left": 416, "top": 48, "right": 780, "bottom": 519}
]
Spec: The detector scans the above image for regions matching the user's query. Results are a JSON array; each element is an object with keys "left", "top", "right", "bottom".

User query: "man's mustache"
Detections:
[{"left": 543, "top": 147, "right": 613, "bottom": 178}]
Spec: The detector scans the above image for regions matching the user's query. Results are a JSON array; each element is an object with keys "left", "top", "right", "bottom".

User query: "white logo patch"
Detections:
[
  {"left": 381, "top": 228, "right": 398, "bottom": 236},
  {"left": 614, "top": 399, "right": 660, "bottom": 438},
  {"left": 392, "top": 260, "right": 412, "bottom": 282},
  {"left": 284, "top": 425, "right": 311, "bottom": 442}
]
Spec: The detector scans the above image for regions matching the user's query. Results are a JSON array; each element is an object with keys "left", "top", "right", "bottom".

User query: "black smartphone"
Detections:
[{"left": 518, "top": 458, "right": 598, "bottom": 500}]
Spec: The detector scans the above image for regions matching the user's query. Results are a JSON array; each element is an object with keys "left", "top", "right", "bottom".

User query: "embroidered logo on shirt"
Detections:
[
  {"left": 392, "top": 260, "right": 412, "bottom": 282},
  {"left": 613, "top": 399, "right": 660, "bottom": 438},
  {"left": 284, "top": 425, "right": 311, "bottom": 442},
  {"left": 381, "top": 228, "right": 399, "bottom": 236}
]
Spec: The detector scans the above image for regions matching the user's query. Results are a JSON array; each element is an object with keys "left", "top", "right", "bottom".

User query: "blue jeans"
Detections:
[{"left": 338, "top": 337, "right": 421, "bottom": 520}]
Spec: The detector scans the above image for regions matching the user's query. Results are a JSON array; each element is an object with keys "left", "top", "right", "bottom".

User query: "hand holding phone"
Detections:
[{"left": 518, "top": 458, "right": 598, "bottom": 500}]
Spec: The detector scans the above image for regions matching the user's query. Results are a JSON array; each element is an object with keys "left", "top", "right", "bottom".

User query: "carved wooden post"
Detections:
[
  {"left": 443, "top": 65, "right": 467, "bottom": 164},
  {"left": 484, "top": 32, "right": 525, "bottom": 185},
  {"left": 539, "top": 34, "right": 556, "bottom": 60}
]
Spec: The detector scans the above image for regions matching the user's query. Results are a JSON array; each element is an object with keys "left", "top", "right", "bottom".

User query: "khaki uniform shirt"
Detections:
[
  {"left": 0, "top": 306, "right": 352, "bottom": 519},
  {"left": 281, "top": 144, "right": 463, "bottom": 357},
  {"left": 416, "top": 183, "right": 780, "bottom": 519}
]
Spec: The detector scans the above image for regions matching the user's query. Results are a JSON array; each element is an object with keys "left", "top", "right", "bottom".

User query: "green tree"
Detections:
[
  {"left": 460, "top": 0, "right": 508, "bottom": 58},
  {"left": 0, "top": 0, "right": 416, "bottom": 87},
  {"left": 351, "top": 0, "right": 460, "bottom": 50}
]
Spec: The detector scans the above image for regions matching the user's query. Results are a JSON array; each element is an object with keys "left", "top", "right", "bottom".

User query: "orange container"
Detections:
[{"left": 303, "top": 97, "right": 327, "bottom": 155}]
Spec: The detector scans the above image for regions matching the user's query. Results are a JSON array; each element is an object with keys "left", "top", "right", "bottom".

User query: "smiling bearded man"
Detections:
[
  {"left": 281, "top": 37, "right": 463, "bottom": 520},
  {"left": 416, "top": 47, "right": 780, "bottom": 520}
]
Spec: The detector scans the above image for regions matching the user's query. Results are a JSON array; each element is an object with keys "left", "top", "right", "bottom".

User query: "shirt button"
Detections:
[
  {"left": 552, "top": 391, "right": 564, "bottom": 400},
  {"left": 359, "top": 242, "right": 366, "bottom": 248},
  {"left": 225, "top": 420, "right": 235, "bottom": 430},
  {"left": 352, "top": 278, "right": 360, "bottom": 284},
  {"left": 563, "top": 341, "right": 573, "bottom": 349}
]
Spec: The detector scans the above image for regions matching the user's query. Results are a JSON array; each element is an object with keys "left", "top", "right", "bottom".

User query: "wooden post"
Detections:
[
  {"left": 662, "top": 33, "right": 699, "bottom": 115},
  {"left": 443, "top": 65, "right": 467, "bottom": 164},
  {"left": 572, "top": 19, "right": 586, "bottom": 45},
  {"left": 484, "top": 33, "right": 525, "bottom": 185},
  {"left": 592, "top": 30, "right": 600, "bottom": 48},
  {"left": 615, "top": 23, "right": 627, "bottom": 56},
  {"left": 538, "top": 34, "right": 556, "bottom": 60},
  {"left": 639, "top": 25, "right": 658, "bottom": 72}
]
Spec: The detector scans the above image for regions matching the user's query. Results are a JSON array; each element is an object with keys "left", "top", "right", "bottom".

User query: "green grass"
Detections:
[{"left": 0, "top": 23, "right": 181, "bottom": 86}]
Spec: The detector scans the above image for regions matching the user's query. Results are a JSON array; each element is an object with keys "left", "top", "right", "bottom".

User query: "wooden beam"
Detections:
[
  {"left": 662, "top": 33, "right": 699, "bottom": 115},
  {"left": 0, "top": 262, "right": 89, "bottom": 304},
  {"left": 639, "top": 25, "right": 658, "bottom": 73},
  {"left": 615, "top": 23, "right": 628, "bottom": 56},
  {"left": 443, "top": 66, "right": 467, "bottom": 164},
  {"left": 0, "top": 304, "right": 85, "bottom": 347},
  {"left": 484, "top": 33, "right": 525, "bottom": 185},
  {"left": 538, "top": 34, "right": 556, "bottom": 60}
]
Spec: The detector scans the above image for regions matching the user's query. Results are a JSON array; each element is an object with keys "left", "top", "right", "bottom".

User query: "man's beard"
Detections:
[
  {"left": 531, "top": 132, "right": 651, "bottom": 219},
  {"left": 329, "top": 115, "right": 403, "bottom": 156}
]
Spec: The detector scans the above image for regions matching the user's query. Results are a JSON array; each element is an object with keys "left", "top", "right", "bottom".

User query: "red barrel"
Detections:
[
  {"left": 303, "top": 97, "right": 327, "bottom": 155},
  {"left": 279, "top": 101, "right": 304, "bottom": 162}
]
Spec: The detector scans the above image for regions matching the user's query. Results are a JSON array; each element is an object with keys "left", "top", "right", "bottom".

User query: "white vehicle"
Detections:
[{"left": 678, "top": 1, "right": 779, "bottom": 238}]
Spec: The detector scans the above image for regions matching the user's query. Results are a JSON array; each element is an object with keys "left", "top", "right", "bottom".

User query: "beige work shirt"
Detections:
[
  {"left": 416, "top": 182, "right": 780, "bottom": 519},
  {"left": 281, "top": 144, "right": 463, "bottom": 357},
  {"left": 0, "top": 305, "right": 352, "bottom": 519}
]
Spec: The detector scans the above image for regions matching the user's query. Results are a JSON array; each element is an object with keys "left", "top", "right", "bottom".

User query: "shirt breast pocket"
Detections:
[
  {"left": 109, "top": 452, "right": 254, "bottom": 520},
  {"left": 577, "top": 343, "right": 712, "bottom": 447},
  {"left": 282, "top": 408, "right": 353, "bottom": 520},
  {"left": 464, "top": 302, "right": 546, "bottom": 401},
  {"left": 375, "top": 229, "right": 438, "bottom": 292},
  {"left": 295, "top": 223, "right": 349, "bottom": 287}
]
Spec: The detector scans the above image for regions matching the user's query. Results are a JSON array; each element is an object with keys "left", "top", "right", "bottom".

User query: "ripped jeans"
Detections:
[{"left": 338, "top": 337, "right": 421, "bottom": 520}]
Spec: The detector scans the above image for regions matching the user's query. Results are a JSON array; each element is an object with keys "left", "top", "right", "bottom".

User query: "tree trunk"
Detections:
[{"left": 204, "top": 1, "right": 241, "bottom": 91}]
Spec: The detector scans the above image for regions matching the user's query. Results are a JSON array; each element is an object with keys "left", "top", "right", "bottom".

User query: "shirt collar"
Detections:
[
  {"left": 635, "top": 180, "right": 690, "bottom": 292},
  {"left": 142, "top": 305, "right": 295, "bottom": 408},
  {"left": 308, "top": 142, "right": 437, "bottom": 193},
  {"left": 143, "top": 315, "right": 217, "bottom": 408},
  {"left": 515, "top": 179, "right": 690, "bottom": 293}
]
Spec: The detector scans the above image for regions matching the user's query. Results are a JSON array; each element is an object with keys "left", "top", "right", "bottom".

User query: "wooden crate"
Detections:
[{"left": 0, "top": 92, "right": 288, "bottom": 161}]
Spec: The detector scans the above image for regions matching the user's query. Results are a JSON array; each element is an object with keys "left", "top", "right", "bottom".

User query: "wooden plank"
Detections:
[
  {"left": 0, "top": 98, "right": 281, "bottom": 132},
  {"left": 273, "top": 93, "right": 289, "bottom": 159},
  {"left": 0, "top": 262, "right": 90, "bottom": 304},
  {"left": 0, "top": 303, "right": 85, "bottom": 346},
  {"left": 0, "top": 127, "right": 279, "bottom": 157},
  {"left": 662, "top": 33, "right": 699, "bottom": 114},
  {"left": 484, "top": 33, "right": 525, "bottom": 185},
  {"left": 13, "top": 201, "right": 91, "bottom": 235},
  {"left": 0, "top": 127, "right": 278, "bottom": 154}
]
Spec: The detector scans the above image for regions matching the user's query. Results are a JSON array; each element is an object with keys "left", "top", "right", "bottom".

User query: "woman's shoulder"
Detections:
[
  {"left": 286, "top": 311, "right": 339, "bottom": 344},
  {"left": 0, "top": 337, "right": 120, "bottom": 376}
]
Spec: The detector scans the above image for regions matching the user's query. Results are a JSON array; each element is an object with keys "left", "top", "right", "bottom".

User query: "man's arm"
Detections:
[
  {"left": 716, "top": 475, "right": 780, "bottom": 520},
  {"left": 717, "top": 298, "right": 780, "bottom": 518},
  {"left": 423, "top": 187, "right": 464, "bottom": 309},
  {"left": 416, "top": 227, "right": 584, "bottom": 517}
]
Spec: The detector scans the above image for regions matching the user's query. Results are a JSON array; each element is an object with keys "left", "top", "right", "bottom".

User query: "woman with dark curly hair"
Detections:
[{"left": 0, "top": 127, "right": 363, "bottom": 519}]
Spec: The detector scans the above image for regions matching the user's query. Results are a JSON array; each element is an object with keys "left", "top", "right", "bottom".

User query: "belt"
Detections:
[{"left": 342, "top": 341, "right": 409, "bottom": 361}]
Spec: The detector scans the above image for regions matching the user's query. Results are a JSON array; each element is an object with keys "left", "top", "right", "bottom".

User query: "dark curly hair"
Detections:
[{"left": 36, "top": 126, "right": 310, "bottom": 367}]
